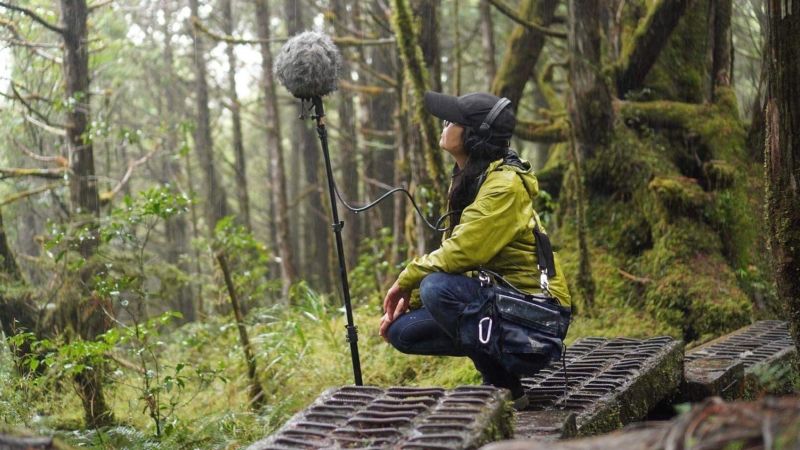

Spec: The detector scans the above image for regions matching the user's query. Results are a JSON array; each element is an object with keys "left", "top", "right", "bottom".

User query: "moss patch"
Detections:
[{"left": 649, "top": 176, "right": 708, "bottom": 217}]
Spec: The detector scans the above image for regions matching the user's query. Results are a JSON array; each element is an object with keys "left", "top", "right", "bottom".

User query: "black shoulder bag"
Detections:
[{"left": 462, "top": 226, "right": 572, "bottom": 378}]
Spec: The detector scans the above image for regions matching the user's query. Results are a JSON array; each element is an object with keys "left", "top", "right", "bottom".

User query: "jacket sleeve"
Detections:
[{"left": 397, "top": 171, "right": 525, "bottom": 291}]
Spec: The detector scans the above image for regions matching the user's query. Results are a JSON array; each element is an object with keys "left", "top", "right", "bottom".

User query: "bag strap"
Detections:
[
  {"left": 533, "top": 226, "right": 555, "bottom": 296},
  {"left": 476, "top": 157, "right": 558, "bottom": 296},
  {"left": 533, "top": 227, "right": 556, "bottom": 276}
]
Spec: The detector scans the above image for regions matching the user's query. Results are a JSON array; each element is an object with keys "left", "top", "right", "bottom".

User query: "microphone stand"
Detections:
[{"left": 304, "top": 95, "right": 363, "bottom": 386}]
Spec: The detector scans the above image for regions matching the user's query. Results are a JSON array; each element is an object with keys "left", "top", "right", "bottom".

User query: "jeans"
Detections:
[{"left": 386, "top": 272, "right": 524, "bottom": 396}]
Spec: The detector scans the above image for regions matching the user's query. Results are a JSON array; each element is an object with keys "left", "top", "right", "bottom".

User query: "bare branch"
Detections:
[
  {"left": 515, "top": 119, "right": 568, "bottom": 143},
  {"left": 88, "top": 0, "right": 113, "bottom": 12},
  {"left": 0, "top": 182, "right": 61, "bottom": 207},
  {"left": 0, "top": 2, "right": 65, "bottom": 35},
  {"left": 105, "top": 352, "right": 146, "bottom": 374},
  {"left": 12, "top": 139, "right": 67, "bottom": 165},
  {"left": 0, "top": 17, "right": 62, "bottom": 61},
  {"left": 192, "top": 17, "right": 395, "bottom": 47},
  {"left": 101, "top": 146, "right": 160, "bottom": 203},
  {"left": 338, "top": 80, "right": 392, "bottom": 95},
  {"left": 333, "top": 36, "right": 395, "bottom": 47},
  {"left": 191, "top": 17, "right": 280, "bottom": 45},
  {"left": 618, "top": 268, "right": 652, "bottom": 284},
  {"left": 11, "top": 83, "right": 53, "bottom": 124},
  {"left": 24, "top": 115, "right": 67, "bottom": 136},
  {"left": 0, "top": 167, "right": 66, "bottom": 180},
  {"left": 485, "top": 0, "right": 567, "bottom": 39},
  {"left": 352, "top": 58, "right": 397, "bottom": 87}
]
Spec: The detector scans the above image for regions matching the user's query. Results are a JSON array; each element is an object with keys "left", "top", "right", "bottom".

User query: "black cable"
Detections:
[
  {"left": 300, "top": 98, "right": 459, "bottom": 233},
  {"left": 330, "top": 175, "right": 460, "bottom": 233}
]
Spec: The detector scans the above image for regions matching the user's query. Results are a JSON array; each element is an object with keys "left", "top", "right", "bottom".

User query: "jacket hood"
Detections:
[{"left": 487, "top": 150, "right": 539, "bottom": 200}]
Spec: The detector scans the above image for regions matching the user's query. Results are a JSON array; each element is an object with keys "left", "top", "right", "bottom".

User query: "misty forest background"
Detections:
[{"left": 1, "top": 0, "right": 799, "bottom": 448}]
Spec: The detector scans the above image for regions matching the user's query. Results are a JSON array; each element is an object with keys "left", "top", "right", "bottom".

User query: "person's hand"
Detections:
[
  {"left": 379, "top": 313, "right": 393, "bottom": 342},
  {"left": 383, "top": 280, "right": 410, "bottom": 320},
  {"left": 379, "top": 281, "right": 410, "bottom": 341}
]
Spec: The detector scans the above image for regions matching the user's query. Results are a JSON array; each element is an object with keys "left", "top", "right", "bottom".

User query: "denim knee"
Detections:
[
  {"left": 419, "top": 272, "right": 450, "bottom": 312},
  {"left": 386, "top": 321, "right": 413, "bottom": 353}
]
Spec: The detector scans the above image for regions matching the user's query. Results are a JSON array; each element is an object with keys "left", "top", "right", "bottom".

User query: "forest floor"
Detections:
[{"left": 0, "top": 284, "right": 775, "bottom": 449}]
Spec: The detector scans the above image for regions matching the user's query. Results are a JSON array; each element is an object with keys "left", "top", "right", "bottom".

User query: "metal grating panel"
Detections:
[
  {"left": 683, "top": 320, "right": 796, "bottom": 399},
  {"left": 516, "top": 336, "right": 684, "bottom": 438},
  {"left": 246, "top": 385, "right": 511, "bottom": 450}
]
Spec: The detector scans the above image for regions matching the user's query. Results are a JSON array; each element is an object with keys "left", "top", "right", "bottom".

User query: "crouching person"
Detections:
[{"left": 379, "top": 91, "right": 571, "bottom": 409}]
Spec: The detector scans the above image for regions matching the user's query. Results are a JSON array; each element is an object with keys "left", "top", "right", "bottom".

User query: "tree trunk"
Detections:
[
  {"left": 392, "top": 0, "right": 448, "bottom": 254},
  {"left": 59, "top": 0, "right": 113, "bottom": 427},
  {"left": 216, "top": 252, "right": 265, "bottom": 408},
  {"left": 254, "top": 0, "right": 297, "bottom": 298},
  {"left": 331, "top": 0, "right": 362, "bottom": 269},
  {"left": 189, "top": 0, "right": 231, "bottom": 231},
  {"left": 710, "top": 0, "right": 733, "bottom": 97},
  {"left": 361, "top": 13, "right": 398, "bottom": 237},
  {"left": 764, "top": 0, "right": 800, "bottom": 356},
  {"left": 568, "top": 0, "right": 614, "bottom": 157},
  {"left": 452, "top": 0, "right": 462, "bottom": 95},
  {"left": 0, "top": 208, "right": 20, "bottom": 281},
  {"left": 413, "top": 0, "right": 442, "bottom": 92},
  {"left": 615, "top": 0, "right": 694, "bottom": 97},
  {"left": 391, "top": 54, "right": 409, "bottom": 270},
  {"left": 479, "top": 0, "right": 497, "bottom": 90},
  {"left": 161, "top": 0, "right": 195, "bottom": 323},
  {"left": 491, "top": 0, "right": 560, "bottom": 112},
  {"left": 284, "top": 0, "right": 331, "bottom": 292},
  {"left": 222, "top": 0, "right": 252, "bottom": 232}
]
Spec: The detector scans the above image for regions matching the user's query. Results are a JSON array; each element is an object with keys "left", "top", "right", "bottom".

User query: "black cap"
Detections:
[{"left": 424, "top": 91, "right": 516, "bottom": 140}]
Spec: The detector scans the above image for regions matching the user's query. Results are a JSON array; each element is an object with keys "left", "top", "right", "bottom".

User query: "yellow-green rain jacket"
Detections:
[{"left": 397, "top": 157, "right": 571, "bottom": 307}]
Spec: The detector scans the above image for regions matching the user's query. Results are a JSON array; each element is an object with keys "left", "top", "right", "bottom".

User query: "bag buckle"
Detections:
[
  {"left": 478, "top": 317, "right": 492, "bottom": 344},
  {"left": 540, "top": 271, "right": 551, "bottom": 296},
  {"left": 478, "top": 270, "right": 492, "bottom": 287}
]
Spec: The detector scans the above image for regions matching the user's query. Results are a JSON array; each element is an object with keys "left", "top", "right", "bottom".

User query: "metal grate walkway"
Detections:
[
  {"left": 246, "top": 385, "right": 510, "bottom": 450},
  {"left": 682, "top": 320, "right": 796, "bottom": 400},
  {"left": 516, "top": 336, "right": 683, "bottom": 439}
]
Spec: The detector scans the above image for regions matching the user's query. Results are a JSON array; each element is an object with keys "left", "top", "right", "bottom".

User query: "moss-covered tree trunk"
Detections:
[
  {"left": 490, "top": 0, "right": 560, "bottom": 112},
  {"left": 391, "top": 0, "right": 447, "bottom": 254},
  {"left": 0, "top": 208, "right": 20, "bottom": 281},
  {"left": 537, "top": 0, "right": 757, "bottom": 340},
  {"left": 764, "top": 0, "right": 800, "bottom": 353}
]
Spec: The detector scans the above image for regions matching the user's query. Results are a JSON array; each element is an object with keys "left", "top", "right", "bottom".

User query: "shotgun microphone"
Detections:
[{"left": 274, "top": 31, "right": 342, "bottom": 99}]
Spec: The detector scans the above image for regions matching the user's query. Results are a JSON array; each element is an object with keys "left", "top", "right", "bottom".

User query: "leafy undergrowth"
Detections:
[{"left": 0, "top": 280, "right": 677, "bottom": 449}]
